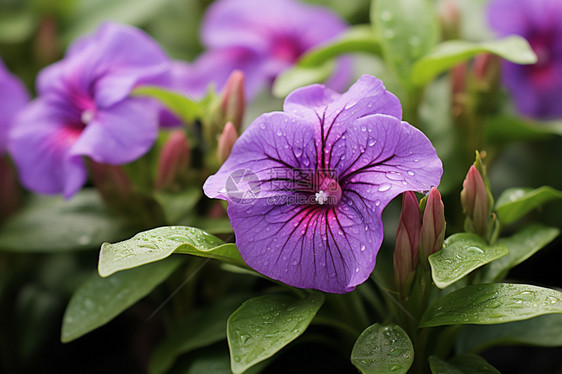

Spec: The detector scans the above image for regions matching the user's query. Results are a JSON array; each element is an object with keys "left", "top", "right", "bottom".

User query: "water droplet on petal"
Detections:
[
  {"left": 378, "top": 184, "right": 391, "bottom": 192},
  {"left": 408, "top": 170, "right": 415, "bottom": 176}
]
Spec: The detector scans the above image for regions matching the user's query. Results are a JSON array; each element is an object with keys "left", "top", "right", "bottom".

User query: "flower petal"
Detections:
[
  {"left": 0, "top": 60, "right": 28, "bottom": 153},
  {"left": 227, "top": 191, "right": 382, "bottom": 293},
  {"left": 204, "top": 112, "right": 317, "bottom": 201},
  {"left": 70, "top": 98, "right": 159, "bottom": 164},
  {"left": 8, "top": 100, "right": 86, "bottom": 197},
  {"left": 339, "top": 114, "right": 442, "bottom": 207}
]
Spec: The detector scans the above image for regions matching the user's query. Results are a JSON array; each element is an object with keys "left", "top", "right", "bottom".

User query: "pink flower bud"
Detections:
[
  {"left": 221, "top": 70, "right": 245, "bottom": 132},
  {"left": 393, "top": 191, "right": 421, "bottom": 294},
  {"left": 0, "top": 155, "right": 21, "bottom": 221},
  {"left": 461, "top": 165, "right": 490, "bottom": 237},
  {"left": 89, "top": 161, "right": 133, "bottom": 206},
  {"left": 420, "top": 188, "right": 446, "bottom": 259},
  {"left": 156, "top": 130, "right": 190, "bottom": 191},
  {"left": 440, "top": 0, "right": 460, "bottom": 40},
  {"left": 217, "top": 121, "right": 239, "bottom": 163},
  {"left": 473, "top": 53, "right": 501, "bottom": 89},
  {"left": 451, "top": 62, "right": 467, "bottom": 118}
]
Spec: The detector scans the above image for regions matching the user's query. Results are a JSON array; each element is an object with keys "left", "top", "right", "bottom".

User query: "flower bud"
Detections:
[
  {"left": 217, "top": 122, "right": 239, "bottom": 163},
  {"left": 0, "top": 155, "right": 21, "bottom": 222},
  {"left": 439, "top": 0, "right": 460, "bottom": 40},
  {"left": 473, "top": 53, "right": 501, "bottom": 94},
  {"left": 461, "top": 165, "right": 490, "bottom": 238},
  {"left": 156, "top": 130, "right": 190, "bottom": 191},
  {"left": 221, "top": 70, "right": 245, "bottom": 132},
  {"left": 451, "top": 62, "right": 468, "bottom": 119},
  {"left": 89, "top": 161, "right": 133, "bottom": 205},
  {"left": 393, "top": 191, "right": 421, "bottom": 295},
  {"left": 419, "top": 188, "right": 446, "bottom": 260}
]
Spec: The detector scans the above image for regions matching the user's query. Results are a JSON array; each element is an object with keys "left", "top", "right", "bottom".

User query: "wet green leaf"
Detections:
[
  {"left": 227, "top": 292, "right": 324, "bottom": 374},
  {"left": 99, "top": 226, "right": 246, "bottom": 277},
  {"left": 479, "top": 224, "right": 559, "bottom": 282},
  {"left": 429, "top": 354, "right": 499, "bottom": 373},
  {"left": 298, "top": 25, "right": 381, "bottom": 67},
  {"left": 61, "top": 257, "right": 182, "bottom": 342},
  {"left": 351, "top": 323, "right": 414, "bottom": 374},
  {"left": 372, "top": 0, "right": 439, "bottom": 80},
  {"left": 420, "top": 283, "right": 562, "bottom": 327},
  {"left": 0, "top": 190, "right": 133, "bottom": 252},
  {"left": 150, "top": 294, "right": 249, "bottom": 374},
  {"left": 456, "top": 314, "right": 562, "bottom": 353},
  {"left": 273, "top": 60, "right": 335, "bottom": 98},
  {"left": 428, "top": 234, "right": 509, "bottom": 288},
  {"left": 412, "top": 36, "right": 537, "bottom": 85},
  {"left": 496, "top": 186, "right": 562, "bottom": 225}
]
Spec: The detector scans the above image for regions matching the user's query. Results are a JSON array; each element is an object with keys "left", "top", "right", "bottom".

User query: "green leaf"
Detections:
[
  {"left": 479, "top": 224, "right": 559, "bottom": 282},
  {"left": 411, "top": 36, "right": 537, "bottom": 85},
  {"left": 456, "top": 314, "right": 562, "bottom": 353},
  {"left": 420, "top": 283, "right": 562, "bottom": 328},
  {"left": 428, "top": 233, "right": 509, "bottom": 289},
  {"left": 372, "top": 0, "right": 439, "bottom": 80},
  {"left": 429, "top": 354, "right": 499, "bottom": 374},
  {"left": 485, "top": 116, "right": 561, "bottom": 144},
  {"left": 153, "top": 187, "right": 202, "bottom": 225},
  {"left": 0, "top": 190, "right": 133, "bottom": 252},
  {"left": 273, "top": 60, "right": 335, "bottom": 98},
  {"left": 496, "top": 186, "right": 562, "bottom": 225},
  {"left": 298, "top": 25, "right": 381, "bottom": 67},
  {"left": 0, "top": 11, "right": 35, "bottom": 43},
  {"left": 351, "top": 323, "right": 414, "bottom": 374},
  {"left": 60, "top": 0, "right": 176, "bottom": 44},
  {"left": 61, "top": 257, "right": 182, "bottom": 342},
  {"left": 99, "top": 226, "right": 246, "bottom": 277},
  {"left": 133, "top": 86, "right": 205, "bottom": 124},
  {"left": 149, "top": 294, "right": 249, "bottom": 374},
  {"left": 227, "top": 292, "right": 324, "bottom": 374}
]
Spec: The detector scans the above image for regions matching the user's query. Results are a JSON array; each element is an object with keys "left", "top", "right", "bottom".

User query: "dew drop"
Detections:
[
  {"left": 259, "top": 122, "right": 266, "bottom": 129},
  {"left": 467, "top": 246, "right": 484, "bottom": 255},
  {"left": 276, "top": 130, "right": 282, "bottom": 136},
  {"left": 361, "top": 245, "right": 366, "bottom": 252},
  {"left": 378, "top": 184, "right": 391, "bottom": 192},
  {"left": 407, "top": 170, "right": 415, "bottom": 176}
]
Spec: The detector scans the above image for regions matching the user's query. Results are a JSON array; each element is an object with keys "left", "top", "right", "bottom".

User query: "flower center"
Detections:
[
  {"left": 314, "top": 177, "right": 341, "bottom": 205},
  {"left": 81, "top": 109, "right": 95, "bottom": 125}
]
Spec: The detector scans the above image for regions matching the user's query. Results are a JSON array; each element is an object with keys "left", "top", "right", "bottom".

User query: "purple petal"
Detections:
[
  {"left": 227, "top": 193, "right": 382, "bottom": 293},
  {"left": 175, "top": 47, "right": 264, "bottom": 99},
  {"left": 204, "top": 112, "right": 317, "bottom": 201},
  {"left": 8, "top": 100, "right": 87, "bottom": 197},
  {"left": 0, "top": 60, "right": 28, "bottom": 153},
  {"left": 70, "top": 98, "right": 159, "bottom": 164},
  {"left": 339, "top": 114, "right": 442, "bottom": 208}
]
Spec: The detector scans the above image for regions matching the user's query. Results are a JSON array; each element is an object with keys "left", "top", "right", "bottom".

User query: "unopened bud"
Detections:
[
  {"left": 461, "top": 166, "right": 490, "bottom": 238},
  {"left": 221, "top": 70, "right": 245, "bottom": 132},
  {"left": 473, "top": 53, "right": 501, "bottom": 89},
  {"left": 451, "top": 62, "right": 468, "bottom": 119},
  {"left": 89, "top": 161, "right": 133, "bottom": 207},
  {"left": 420, "top": 188, "right": 446, "bottom": 260},
  {"left": 156, "top": 130, "right": 190, "bottom": 191},
  {"left": 217, "top": 122, "right": 238, "bottom": 163},
  {"left": 440, "top": 0, "right": 460, "bottom": 40},
  {"left": 393, "top": 191, "right": 421, "bottom": 295},
  {"left": 0, "top": 155, "right": 21, "bottom": 221}
]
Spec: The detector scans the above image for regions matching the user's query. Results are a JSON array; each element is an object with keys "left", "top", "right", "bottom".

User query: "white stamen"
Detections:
[
  {"left": 81, "top": 109, "right": 95, "bottom": 125},
  {"left": 315, "top": 190, "right": 328, "bottom": 205}
]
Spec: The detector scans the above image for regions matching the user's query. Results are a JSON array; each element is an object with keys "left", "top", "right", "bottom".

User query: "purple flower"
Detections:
[
  {"left": 9, "top": 23, "right": 173, "bottom": 198},
  {"left": 488, "top": 0, "right": 562, "bottom": 119},
  {"left": 204, "top": 75, "right": 442, "bottom": 293},
  {"left": 0, "top": 58, "right": 28, "bottom": 154},
  {"left": 180, "top": 0, "right": 349, "bottom": 99}
]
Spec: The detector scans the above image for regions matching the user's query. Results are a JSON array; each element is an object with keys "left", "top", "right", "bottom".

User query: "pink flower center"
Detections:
[{"left": 315, "top": 176, "right": 341, "bottom": 205}]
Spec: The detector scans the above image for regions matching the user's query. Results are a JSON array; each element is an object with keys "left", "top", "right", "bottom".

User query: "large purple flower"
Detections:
[
  {"left": 9, "top": 23, "right": 173, "bottom": 198},
  {"left": 0, "top": 58, "right": 28, "bottom": 154},
  {"left": 204, "top": 75, "right": 442, "bottom": 293},
  {"left": 488, "top": 0, "right": 562, "bottom": 119},
  {"left": 181, "top": 0, "right": 349, "bottom": 99}
]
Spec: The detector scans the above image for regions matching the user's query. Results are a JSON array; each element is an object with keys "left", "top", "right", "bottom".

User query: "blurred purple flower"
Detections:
[
  {"left": 181, "top": 0, "right": 350, "bottom": 99},
  {"left": 0, "top": 58, "right": 28, "bottom": 154},
  {"left": 488, "top": 0, "right": 562, "bottom": 119},
  {"left": 9, "top": 23, "right": 173, "bottom": 198},
  {"left": 204, "top": 75, "right": 442, "bottom": 293}
]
